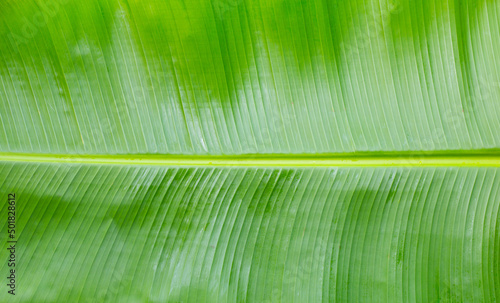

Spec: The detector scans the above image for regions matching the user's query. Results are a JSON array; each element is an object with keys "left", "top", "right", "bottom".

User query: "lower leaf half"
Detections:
[{"left": 0, "top": 163, "right": 499, "bottom": 302}]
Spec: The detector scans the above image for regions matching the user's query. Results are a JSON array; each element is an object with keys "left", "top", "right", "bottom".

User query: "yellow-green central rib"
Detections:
[{"left": 1, "top": 153, "right": 500, "bottom": 167}]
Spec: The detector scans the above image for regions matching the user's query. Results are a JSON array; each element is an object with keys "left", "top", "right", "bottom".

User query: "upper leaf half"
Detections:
[{"left": 1, "top": 0, "right": 499, "bottom": 155}]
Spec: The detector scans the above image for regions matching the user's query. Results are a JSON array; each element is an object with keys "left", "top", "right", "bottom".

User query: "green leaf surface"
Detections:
[
  {"left": 1, "top": 0, "right": 500, "bottom": 302},
  {"left": 1, "top": 164, "right": 499, "bottom": 302},
  {"left": 1, "top": 0, "right": 500, "bottom": 154}
]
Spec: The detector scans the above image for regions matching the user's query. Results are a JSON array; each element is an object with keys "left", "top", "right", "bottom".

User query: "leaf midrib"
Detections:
[{"left": 1, "top": 152, "right": 499, "bottom": 167}]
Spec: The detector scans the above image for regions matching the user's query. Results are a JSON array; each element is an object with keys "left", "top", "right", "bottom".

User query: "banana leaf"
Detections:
[{"left": 0, "top": 0, "right": 499, "bottom": 301}]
